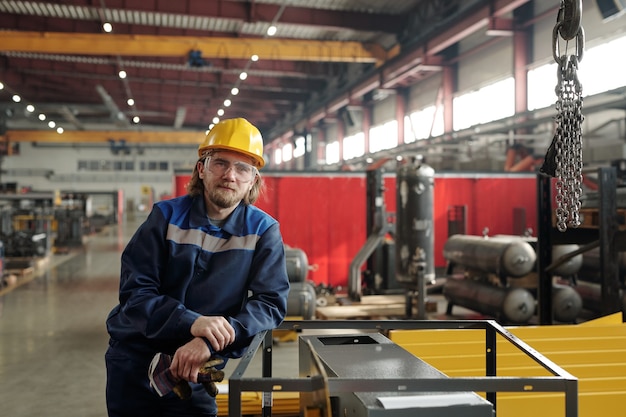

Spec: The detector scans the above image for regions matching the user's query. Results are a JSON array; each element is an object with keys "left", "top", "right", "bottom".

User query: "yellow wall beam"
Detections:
[
  {"left": 5, "top": 130, "right": 205, "bottom": 145},
  {"left": 0, "top": 31, "right": 392, "bottom": 64}
]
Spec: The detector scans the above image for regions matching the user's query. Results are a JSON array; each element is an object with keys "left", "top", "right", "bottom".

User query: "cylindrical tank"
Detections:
[
  {"left": 395, "top": 158, "right": 435, "bottom": 287},
  {"left": 579, "top": 247, "right": 626, "bottom": 284},
  {"left": 443, "top": 278, "right": 535, "bottom": 324},
  {"left": 552, "top": 283, "right": 583, "bottom": 322},
  {"left": 286, "top": 281, "right": 317, "bottom": 320},
  {"left": 573, "top": 281, "right": 625, "bottom": 314},
  {"left": 551, "top": 244, "right": 583, "bottom": 277},
  {"left": 443, "top": 235, "right": 536, "bottom": 278},
  {"left": 285, "top": 247, "right": 309, "bottom": 283}
]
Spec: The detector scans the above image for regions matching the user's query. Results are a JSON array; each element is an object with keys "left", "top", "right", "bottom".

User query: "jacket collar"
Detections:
[{"left": 189, "top": 195, "right": 246, "bottom": 236}]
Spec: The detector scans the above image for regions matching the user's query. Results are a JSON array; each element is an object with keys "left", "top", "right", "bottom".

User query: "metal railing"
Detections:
[{"left": 228, "top": 319, "right": 578, "bottom": 417}]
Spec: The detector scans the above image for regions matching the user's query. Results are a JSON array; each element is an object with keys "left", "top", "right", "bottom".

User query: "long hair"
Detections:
[{"left": 186, "top": 156, "right": 265, "bottom": 205}]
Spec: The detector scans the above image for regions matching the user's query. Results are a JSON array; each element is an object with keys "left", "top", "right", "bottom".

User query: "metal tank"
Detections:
[
  {"left": 286, "top": 281, "right": 317, "bottom": 320},
  {"left": 443, "top": 278, "right": 535, "bottom": 324},
  {"left": 443, "top": 235, "right": 536, "bottom": 279},
  {"left": 395, "top": 157, "right": 435, "bottom": 287},
  {"left": 552, "top": 283, "right": 583, "bottom": 322},
  {"left": 285, "top": 246, "right": 309, "bottom": 283},
  {"left": 579, "top": 247, "right": 626, "bottom": 284},
  {"left": 551, "top": 244, "right": 584, "bottom": 277},
  {"left": 573, "top": 280, "right": 625, "bottom": 314}
]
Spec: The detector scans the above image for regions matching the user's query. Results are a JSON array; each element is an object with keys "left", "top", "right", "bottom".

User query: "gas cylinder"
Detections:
[
  {"left": 552, "top": 283, "right": 583, "bottom": 322},
  {"left": 443, "top": 278, "right": 535, "bottom": 324},
  {"left": 285, "top": 247, "right": 309, "bottom": 283},
  {"left": 395, "top": 157, "right": 435, "bottom": 287},
  {"left": 443, "top": 235, "right": 536, "bottom": 278},
  {"left": 551, "top": 244, "right": 583, "bottom": 277}
]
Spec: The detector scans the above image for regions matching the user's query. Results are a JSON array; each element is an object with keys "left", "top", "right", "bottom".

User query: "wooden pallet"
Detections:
[{"left": 316, "top": 295, "right": 437, "bottom": 320}]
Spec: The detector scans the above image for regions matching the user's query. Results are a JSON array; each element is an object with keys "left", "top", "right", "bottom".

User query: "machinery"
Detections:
[
  {"left": 299, "top": 332, "right": 494, "bottom": 417},
  {"left": 348, "top": 164, "right": 397, "bottom": 301},
  {"left": 0, "top": 193, "right": 53, "bottom": 258},
  {"left": 394, "top": 157, "right": 435, "bottom": 319},
  {"left": 395, "top": 156, "right": 435, "bottom": 287}
]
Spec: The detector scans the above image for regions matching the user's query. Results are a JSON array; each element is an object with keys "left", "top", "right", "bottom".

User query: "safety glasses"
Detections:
[{"left": 204, "top": 157, "right": 257, "bottom": 182}]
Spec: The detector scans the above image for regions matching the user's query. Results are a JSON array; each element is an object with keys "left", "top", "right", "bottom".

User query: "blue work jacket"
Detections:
[{"left": 106, "top": 194, "right": 290, "bottom": 359}]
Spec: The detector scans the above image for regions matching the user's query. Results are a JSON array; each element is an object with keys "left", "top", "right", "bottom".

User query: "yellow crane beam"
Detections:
[
  {"left": 5, "top": 130, "right": 205, "bottom": 145},
  {"left": 0, "top": 31, "right": 393, "bottom": 64}
]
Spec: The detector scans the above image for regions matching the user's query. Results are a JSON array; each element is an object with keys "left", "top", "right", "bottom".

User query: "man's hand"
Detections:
[
  {"left": 169, "top": 337, "right": 211, "bottom": 383},
  {"left": 190, "top": 316, "right": 235, "bottom": 352}
]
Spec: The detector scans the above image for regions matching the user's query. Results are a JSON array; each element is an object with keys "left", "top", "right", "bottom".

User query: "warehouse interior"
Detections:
[{"left": 1, "top": 1, "right": 626, "bottom": 416}]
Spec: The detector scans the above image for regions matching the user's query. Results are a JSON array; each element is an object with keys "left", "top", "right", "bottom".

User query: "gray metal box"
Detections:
[{"left": 299, "top": 332, "right": 493, "bottom": 417}]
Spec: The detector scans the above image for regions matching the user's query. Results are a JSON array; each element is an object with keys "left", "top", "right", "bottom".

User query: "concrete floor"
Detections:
[{"left": 0, "top": 218, "right": 302, "bottom": 417}]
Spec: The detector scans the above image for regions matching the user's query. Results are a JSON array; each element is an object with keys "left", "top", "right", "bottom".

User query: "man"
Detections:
[{"left": 105, "top": 118, "right": 290, "bottom": 417}]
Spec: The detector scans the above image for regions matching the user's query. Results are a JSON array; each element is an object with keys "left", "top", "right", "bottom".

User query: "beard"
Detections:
[{"left": 207, "top": 184, "right": 244, "bottom": 209}]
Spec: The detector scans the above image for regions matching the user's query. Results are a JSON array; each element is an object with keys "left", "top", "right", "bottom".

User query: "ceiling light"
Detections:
[
  {"left": 118, "top": 70, "right": 127, "bottom": 79},
  {"left": 48, "top": 121, "right": 56, "bottom": 128},
  {"left": 224, "top": 99, "right": 231, "bottom": 107},
  {"left": 267, "top": 25, "right": 277, "bottom": 36},
  {"left": 56, "top": 127, "right": 64, "bottom": 134},
  {"left": 12, "top": 94, "right": 21, "bottom": 102},
  {"left": 103, "top": 22, "right": 113, "bottom": 33},
  {"left": 127, "top": 98, "right": 135, "bottom": 106},
  {"left": 239, "top": 72, "right": 248, "bottom": 80},
  {"left": 38, "top": 114, "right": 46, "bottom": 121},
  {"left": 133, "top": 116, "right": 140, "bottom": 123},
  {"left": 26, "top": 104, "right": 35, "bottom": 112},
  {"left": 0, "top": 82, "right": 4, "bottom": 90},
  {"left": 251, "top": 54, "right": 259, "bottom": 62},
  {"left": 212, "top": 117, "right": 220, "bottom": 124},
  {"left": 231, "top": 87, "right": 239, "bottom": 95},
  {"left": 217, "top": 109, "right": 224, "bottom": 116}
]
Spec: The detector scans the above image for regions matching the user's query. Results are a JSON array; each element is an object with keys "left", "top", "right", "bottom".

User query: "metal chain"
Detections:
[{"left": 552, "top": 1, "right": 584, "bottom": 232}]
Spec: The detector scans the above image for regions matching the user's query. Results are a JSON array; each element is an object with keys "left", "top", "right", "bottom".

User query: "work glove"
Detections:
[{"left": 148, "top": 352, "right": 225, "bottom": 399}]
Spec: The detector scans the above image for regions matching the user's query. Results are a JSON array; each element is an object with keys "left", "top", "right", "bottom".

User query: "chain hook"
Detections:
[{"left": 556, "top": 0, "right": 582, "bottom": 41}]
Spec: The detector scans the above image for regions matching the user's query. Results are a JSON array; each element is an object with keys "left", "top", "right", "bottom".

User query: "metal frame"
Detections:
[
  {"left": 538, "top": 167, "right": 624, "bottom": 322},
  {"left": 228, "top": 319, "right": 578, "bottom": 417}
]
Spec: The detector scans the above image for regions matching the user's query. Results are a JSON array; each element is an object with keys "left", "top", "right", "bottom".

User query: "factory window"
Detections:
[
  {"left": 139, "top": 161, "right": 169, "bottom": 171},
  {"left": 527, "top": 64, "right": 554, "bottom": 111},
  {"left": 100, "top": 160, "right": 113, "bottom": 171},
  {"left": 369, "top": 120, "right": 397, "bottom": 153},
  {"left": 528, "top": 33, "right": 626, "bottom": 111},
  {"left": 343, "top": 132, "right": 364, "bottom": 160},
  {"left": 113, "top": 161, "right": 135, "bottom": 171},
  {"left": 293, "top": 135, "right": 306, "bottom": 158},
  {"left": 282, "top": 143, "right": 293, "bottom": 162},
  {"left": 78, "top": 159, "right": 135, "bottom": 171},
  {"left": 453, "top": 77, "right": 514, "bottom": 131},
  {"left": 325, "top": 141, "right": 340, "bottom": 164},
  {"left": 273, "top": 148, "right": 282, "bottom": 165},
  {"left": 405, "top": 106, "right": 444, "bottom": 142}
]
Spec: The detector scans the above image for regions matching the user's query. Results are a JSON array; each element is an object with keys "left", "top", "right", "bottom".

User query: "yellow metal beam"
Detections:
[
  {"left": 0, "top": 31, "right": 392, "bottom": 64},
  {"left": 5, "top": 130, "right": 205, "bottom": 145}
]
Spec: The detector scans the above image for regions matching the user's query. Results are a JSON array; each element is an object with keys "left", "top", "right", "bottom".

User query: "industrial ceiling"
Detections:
[{"left": 0, "top": 0, "right": 533, "bottom": 149}]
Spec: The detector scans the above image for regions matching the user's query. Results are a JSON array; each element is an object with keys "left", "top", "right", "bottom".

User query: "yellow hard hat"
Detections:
[{"left": 199, "top": 118, "right": 265, "bottom": 168}]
